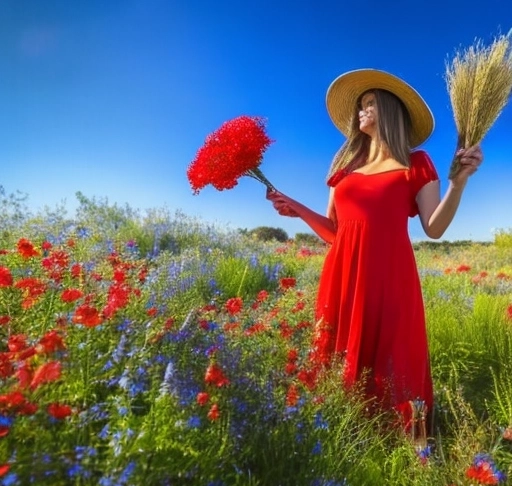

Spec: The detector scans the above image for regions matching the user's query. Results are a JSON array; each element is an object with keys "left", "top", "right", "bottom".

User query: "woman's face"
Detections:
[{"left": 358, "top": 91, "right": 378, "bottom": 136}]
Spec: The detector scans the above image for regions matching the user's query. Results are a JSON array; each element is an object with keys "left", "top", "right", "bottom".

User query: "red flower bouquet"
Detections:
[{"left": 187, "top": 115, "right": 276, "bottom": 194}]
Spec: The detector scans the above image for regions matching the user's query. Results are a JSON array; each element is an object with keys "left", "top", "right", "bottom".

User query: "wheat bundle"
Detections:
[{"left": 446, "top": 30, "right": 512, "bottom": 178}]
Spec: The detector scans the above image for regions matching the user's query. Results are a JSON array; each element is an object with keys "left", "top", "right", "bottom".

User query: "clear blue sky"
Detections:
[{"left": 1, "top": 0, "right": 511, "bottom": 241}]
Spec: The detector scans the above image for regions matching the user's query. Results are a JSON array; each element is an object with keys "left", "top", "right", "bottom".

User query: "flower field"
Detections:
[{"left": 0, "top": 195, "right": 511, "bottom": 485}]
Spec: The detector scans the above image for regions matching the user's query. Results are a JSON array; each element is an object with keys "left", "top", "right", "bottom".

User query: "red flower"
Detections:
[
  {"left": 37, "top": 330, "right": 66, "bottom": 354},
  {"left": 15, "top": 361, "right": 33, "bottom": 389},
  {"left": 507, "top": 304, "right": 512, "bottom": 321},
  {"left": 14, "top": 277, "right": 47, "bottom": 308},
  {"left": 0, "top": 354, "right": 13, "bottom": 379},
  {"left": 503, "top": 427, "right": 512, "bottom": 441},
  {"left": 30, "top": 361, "right": 62, "bottom": 390},
  {"left": 225, "top": 297, "right": 243, "bottom": 316},
  {"left": 0, "top": 316, "right": 11, "bottom": 326},
  {"left": 286, "top": 383, "right": 299, "bottom": 407},
  {"left": 204, "top": 363, "right": 230, "bottom": 387},
  {"left": 456, "top": 264, "right": 471, "bottom": 273},
  {"left": 0, "top": 464, "right": 10, "bottom": 477},
  {"left": 243, "top": 322, "right": 267, "bottom": 336},
  {"left": 71, "top": 263, "right": 83, "bottom": 278},
  {"left": 0, "top": 391, "right": 27, "bottom": 412},
  {"left": 196, "top": 392, "right": 209, "bottom": 406},
  {"left": 61, "top": 288, "right": 84, "bottom": 303},
  {"left": 17, "top": 238, "right": 39, "bottom": 258},
  {"left": 0, "top": 266, "right": 13, "bottom": 287},
  {"left": 279, "top": 277, "right": 296, "bottom": 290},
  {"left": 187, "top": 115, "right": 274, "bottom": 194},
  {"left": 285, "top": 362, "right": 297, "bottom": 375},
  {"left": 47, "top": 402, "right": 72, "bottom": 419},
  {"left": 297, "top": 368, "right": 318, "bottom": 390},
  {"left": 256, "top": 290, "right": 269, "bottom": 302},
  {"left": 7, "top": 334, "right": 28, "bottom": 353},
  {"left": 72, "top": 304, "right": 103, "bottom": 327},
  {"left": 207, "top": 403, "right": 220, "bottom": 421},
  {"left": 146, "top": 307, "right": 158, "bottom": 317},
  {"left": 287, "top": 349, "right": 299, "bottom": 362}
]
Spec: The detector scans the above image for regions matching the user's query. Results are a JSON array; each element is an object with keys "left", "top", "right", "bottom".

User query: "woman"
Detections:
[{"left": 267, "top": 69, "right": 483, "bottom": 437}]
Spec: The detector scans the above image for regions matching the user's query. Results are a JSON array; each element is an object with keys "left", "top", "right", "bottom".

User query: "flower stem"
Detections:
[{"left": 245, "top": 167, "right": 277, "bottom": 192}]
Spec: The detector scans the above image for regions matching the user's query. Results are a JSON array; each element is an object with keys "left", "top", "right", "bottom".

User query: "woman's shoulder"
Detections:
[
  {"left": 408, "top": 149, "right": 439, "bottom": 183},
  {"left": 410, "top": 149, "right": 432, "bottom": 165}
]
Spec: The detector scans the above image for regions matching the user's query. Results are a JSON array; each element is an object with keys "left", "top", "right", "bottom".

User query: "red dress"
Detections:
[{"left": 314, "top": 150, "right": 438, "bottom": 418}]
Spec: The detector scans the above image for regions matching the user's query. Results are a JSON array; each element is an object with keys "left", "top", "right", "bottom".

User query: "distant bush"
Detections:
[
  {"left": 494, "top": 228, "right": 512, "bottom": 249},
  {"left": 295, "top": 232, "right": 323, "bottom": 246},
  {"left": 250, "top": 226, "right": 289, "bottom": 242}
]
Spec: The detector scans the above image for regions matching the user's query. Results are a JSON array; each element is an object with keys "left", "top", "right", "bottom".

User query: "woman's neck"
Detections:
[{"left": 368, "top": 140, "right": 391, "bottom": 164}]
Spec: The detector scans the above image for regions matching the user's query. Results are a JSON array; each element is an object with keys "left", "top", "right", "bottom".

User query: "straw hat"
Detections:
[{"left": 326, "top": 69, "right": 434, "bottom": 147}]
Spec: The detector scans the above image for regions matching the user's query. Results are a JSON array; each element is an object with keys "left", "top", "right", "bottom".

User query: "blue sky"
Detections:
[{"left": 1, "top": 0, "right": 511, "bottom": 242}]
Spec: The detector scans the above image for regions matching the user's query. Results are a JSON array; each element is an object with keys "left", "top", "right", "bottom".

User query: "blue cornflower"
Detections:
[
  {"left": 312, "top": 440, "right": 322, "bottom": 455},
  {"left": 187, "top": 416, "right": 201, "bottom": 429},
  {"left": 1, "top": 472, "right": 19, "bottom": 485},
  {"left": 313, "top": 412, "right": 329, "bottom": 430}
]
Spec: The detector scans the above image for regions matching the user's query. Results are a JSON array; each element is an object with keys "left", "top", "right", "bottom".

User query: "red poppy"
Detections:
[
  {"left": 61, "top": 288, "right": 84, "bottom": 303},
  {"left": 466, "top": 465, "right": 499, "bottom": 484},
  {"left": 279, "top": 277, "right": 296, "bottom": 290},
  {"left": 243, "top": 322, "right": 267, "bottom": 336},
  {"left": 0, "top": 316, "right": 11, "bottom": 326},
  {"left": 207, "top": 403, "right": 220, "bottom": 421},
  {"left": 17, "top": 238, "right": 40, "bottom": 258},
  {"left": 15, "top": 361, "right": 33, "bottom": 389},
  {"left": 0, "top": 354, "right": 14, "bottom": 379},
  {"left": 0, "top": 464, "right": 9, "bottom": 477},
  {"left": 71, "top": 263, "right": 82, "bottom": 278},
  {"left": 0, "top": 391, "right": 26, "bottom": 412},
  {"left": 47, "top": 402, "right": 72, "bottom": 419},
  {"left": 0, "top": 266, "right": 13, "bottom": 287},
  {"left": 285, "top": 362, "right": 297, "bottom": 375},
  {"left": 37, "top": 330, "right": 66, "bottom": 354},
  {"left": 223, "top": 322, "right": 240, "bottom": 332},
  {"left": 286, "top": 384, "right": 299, "bottom": 407},
  {"left": 30, "top": 361, "right": 62, "bottom": 390},
  {"left": 196, "top": 392, "right": 209, "bottom": 406},
  {"left": 42, "top": 249, "right": 70, "bottom": 281},
  {"left": 225, "top": 297, "right": 243, "bottom": 316},
  {"left": 507, "top": 305, "right": 512, "bottom": 321},
  {"left": 456, "top": 264, "right": 471, "bottom": 273},
  {"left": 287, "top": 349, "right": 299, "bottom": 362},
  {"left": 72, "top": 304, "right": 103, "bottom": 327},
  {"left": 297, "top": 368, "right": 318, "bottom": 390},
  {"left": 256, "top": 290, "right": 269, "bottom": 302},
  {"left": 187, "top": 115, "right": 275, "bottom": 194},
  {"left": 7, "top": 334, "right": 28, "bottom": 353},
  {"left": 204, "top": 363, "right": 230, "bottom": 387},
  {"left": 14, "top": 277, "right": 47, "bottom": 308}
]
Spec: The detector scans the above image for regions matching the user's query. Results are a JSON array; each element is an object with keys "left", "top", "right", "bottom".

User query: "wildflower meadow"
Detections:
[{"left": 0, "top": 191, "right": 511, "bottom": 485}]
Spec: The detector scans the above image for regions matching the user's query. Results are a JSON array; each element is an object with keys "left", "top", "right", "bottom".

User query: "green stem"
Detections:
[{"left": 245, "top": 167, "right": 277, "bottom": 192}]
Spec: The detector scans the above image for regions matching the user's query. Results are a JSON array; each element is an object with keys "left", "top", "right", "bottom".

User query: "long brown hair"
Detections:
[{"left": 327, "top": 89, "right": 413, "bottom": 180}]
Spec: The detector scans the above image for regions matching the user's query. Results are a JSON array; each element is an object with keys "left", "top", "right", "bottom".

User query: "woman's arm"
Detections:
[
  {"left": 266, "top": 188, "right": 337, "bottom": 243},
  {"left": 417, "top": 145, "right": 483, "bottom": 239}
]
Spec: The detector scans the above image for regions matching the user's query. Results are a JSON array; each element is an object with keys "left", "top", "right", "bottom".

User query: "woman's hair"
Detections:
[{"left": 327, "top": 89, "right": 413, "bottom": 180}]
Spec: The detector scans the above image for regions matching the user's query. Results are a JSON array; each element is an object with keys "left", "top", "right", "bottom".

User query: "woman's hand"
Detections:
[
  {"left": 450, "top": 144, "right": 484, "bottom": 186},
  {"left": 266, "top": 189, "right": 300, "bottom": 217}
]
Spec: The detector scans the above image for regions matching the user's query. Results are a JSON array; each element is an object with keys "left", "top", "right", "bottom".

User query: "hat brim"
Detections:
[{"left": 326, "top": 69, "right": 434, "bottom": 148}]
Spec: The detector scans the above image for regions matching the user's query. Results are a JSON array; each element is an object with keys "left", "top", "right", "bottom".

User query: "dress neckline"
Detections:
[{"left": 350, "top": 168, "right": 409, "bottom": 177}]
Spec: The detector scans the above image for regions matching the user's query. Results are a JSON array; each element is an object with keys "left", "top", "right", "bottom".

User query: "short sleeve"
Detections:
[{"left": 408, "top": 150, "right": 439, "bottom": 217}]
